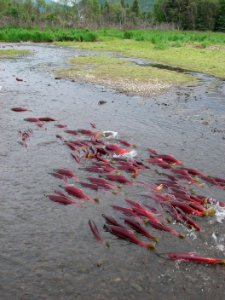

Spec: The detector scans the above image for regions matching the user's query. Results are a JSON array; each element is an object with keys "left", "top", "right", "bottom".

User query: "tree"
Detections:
[
  {"left": 121, "top": 0, "right": 126, "bottom": 8},
  {"left": 153, "top": 0, "right": 167, "bottom": 22},
  {"left": 196, "top": 0, "right": 219, "bottom": 30},
  {"left": 131, "top": 0, "right": 140, "bottom": 17},
  {"left": 215, "top": 0, "right": 225, "bottom": 30},
  {"left": 153, "top": 0, "right": 219, "bottom": 30}
]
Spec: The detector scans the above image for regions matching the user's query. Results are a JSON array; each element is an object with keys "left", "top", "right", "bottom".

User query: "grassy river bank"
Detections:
[{"left": 1, "top": 28, "right": 225, "bottom": 95}]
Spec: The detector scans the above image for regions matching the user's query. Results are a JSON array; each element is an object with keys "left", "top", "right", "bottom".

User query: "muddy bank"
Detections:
[
  {"left": 56, "top": 55, "right": 194, "bottom": 97},
  {"left": 0, "top": 43, "right": 225, "bottom": 300},
  {"left": 60, "top": 74, "right": 172, "bottom": 97}
]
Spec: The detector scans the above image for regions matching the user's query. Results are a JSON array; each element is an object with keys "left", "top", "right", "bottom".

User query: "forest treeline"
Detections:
[{"left": 0, "top": 0, "right": 225, "bottom": 31}]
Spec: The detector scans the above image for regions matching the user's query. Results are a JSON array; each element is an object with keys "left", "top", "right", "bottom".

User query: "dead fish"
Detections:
[
  {"left": 88, "top": 220, "right": 105, "bottom": 244},
  {"left": 16, "top": 77, "right": 23, "bottom": 82},
  {"left": 11, "top": 107, "right": 31, "bottom": 112}
]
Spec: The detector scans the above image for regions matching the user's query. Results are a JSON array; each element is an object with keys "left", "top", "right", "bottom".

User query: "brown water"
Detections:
[{"left": 0, "top": 43, "right": 225, "bottom": 300}]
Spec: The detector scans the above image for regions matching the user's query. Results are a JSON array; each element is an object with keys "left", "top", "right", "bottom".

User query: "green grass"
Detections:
[
  {"left": 1, "top": 27, "right": 224, "bottom": 79},
  {"left": 98, "top": 28, "right": 225, "bottom": 46},
  {"left": 1, "top": 27, "right": 225, "bottom": 46},
  {"left": 0, "top": 28, "right": 97, "bottom": 43},
  {"left": 68, "top": 55, "right": 192, "bottom": 83},
  {"left": 57, "top": 55, "right": 194, "bottom": 96},
  {"left": 0, "top": 49, "right": 31, "bottom": 58},
  {"left": 58, "top": 38, "right": 225, "bottom": 79}
]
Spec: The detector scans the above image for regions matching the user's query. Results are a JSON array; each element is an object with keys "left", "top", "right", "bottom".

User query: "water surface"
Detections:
[{"left": 0, "top": 43, "right": 225, "bottom": 300}]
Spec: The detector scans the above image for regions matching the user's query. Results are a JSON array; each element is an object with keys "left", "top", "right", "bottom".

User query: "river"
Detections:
[{"left": 0, "top": 43, "right": 225, "bottom": 300}]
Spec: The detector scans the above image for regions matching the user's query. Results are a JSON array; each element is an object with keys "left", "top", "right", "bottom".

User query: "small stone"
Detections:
[
  {"left": 130, "top": 283, "right": 143, "bottom": 292},
  {"left": 202, "top": 121, "right": 209, "bottom": 125},
  {"left": 113, "top": 277, "right": 121, "bottom": 282}
]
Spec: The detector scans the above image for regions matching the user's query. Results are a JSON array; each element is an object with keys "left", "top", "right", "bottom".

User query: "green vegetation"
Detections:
[
  {"left": 1, "top": 0, "right": 225, "bottom": 30},
  {"left": 154, "top": 0, "right": 225, "bottom": 31},
  {"left": 100, "top": 0, "right": 155, "bottom": 12},
  {"left": 57, "top": 29, "right": 225, "bottom": 78},
  {"left": 68, "top": 55, "right": 192, "bottom": 84},
  {"left": 0, "top": 49, "right": 31, "bottom": 58},
  {"left": 0, "top": 1, "right": 224, "bottom": 95},
  {"left": 57, "top": 55, "right": 194, "bottom": 96},
  {"left": 0, "top": 28, "right": 97, "bottom": 43},
  {"left": 98, "top": 28, "right": 225, "bottom": 45}
]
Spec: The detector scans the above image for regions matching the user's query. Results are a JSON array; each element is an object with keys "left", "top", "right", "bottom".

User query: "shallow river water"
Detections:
[{"left": 0, "top": 43, "right": 225, "bottom": 300}]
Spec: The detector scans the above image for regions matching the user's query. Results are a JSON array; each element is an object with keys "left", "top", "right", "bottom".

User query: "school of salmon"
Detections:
[{"left": 12, "top": 105, "right": 225, "bottom": 265}]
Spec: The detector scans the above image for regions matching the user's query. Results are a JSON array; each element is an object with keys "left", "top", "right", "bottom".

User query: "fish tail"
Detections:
[
  {"left": 203, "top": 207, "right": 216, "bottom": 217},
  {"left": 179, "top": 233, "right": 185, "bottom": 239},
  {"left": 147, "top": 242, "right": 156, "bottom": 250},
  {"left": 88, "top": 220, "right": 105, "bottom": 244}
]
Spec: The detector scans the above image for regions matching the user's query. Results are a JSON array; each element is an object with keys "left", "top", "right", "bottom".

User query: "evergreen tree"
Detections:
[
  {"left": 196, "top": 0, "right": 219, "bottom": 30},
  {"left": 131, "top": 0, "right": 140, "bottom": 17},
  {"left": 121, "top": 0, "right": 126, "bottom": 8},
  {"left": 215, "top": 0, "right": 225, "bottom": 30}
]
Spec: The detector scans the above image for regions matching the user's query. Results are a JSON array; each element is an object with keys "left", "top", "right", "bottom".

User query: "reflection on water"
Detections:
[{"left": 0, "top": 43, "right": 225, "bottom": 300}]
